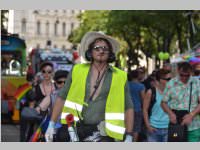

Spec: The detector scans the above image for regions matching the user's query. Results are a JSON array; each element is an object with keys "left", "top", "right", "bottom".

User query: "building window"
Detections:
[
  {"left": 37, "top": 21, "right": 41, "bottom": 35},
  {"left": 36, "top": 44, "right": 40, "bottom": 49},
  {"left": 21, "top": 18, "right": 26, "bottom": 33},
  {"left": 71, "top": 23, "right": 74, "bottom": 33},
  {"left": 71, "top": 10, "right": 75, "bottom": 14},
  {"left": 62, "top": 22, "right": 66, "bottom": 36},
  {"left": 54, "top": 22, "right": 58, "bottom": 36},
  {"left": 46, "top": 21, "right": 49, "bottom": 36}
]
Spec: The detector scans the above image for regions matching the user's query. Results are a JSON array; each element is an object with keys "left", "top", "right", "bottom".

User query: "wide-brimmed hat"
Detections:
[{"left": 79, "top": 31, "right": 120, "bottom": 58}]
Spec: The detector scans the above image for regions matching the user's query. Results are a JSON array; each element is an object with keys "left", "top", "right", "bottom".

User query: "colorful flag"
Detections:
[
  {"left": 29, "top": 126, "right": 42, "bottom": 142},
  {"left": 29, "top": 116, "right": 50, "bottom": 142},
  {"left": 14, "top": 83, "right": 32, "bottom": 102}
]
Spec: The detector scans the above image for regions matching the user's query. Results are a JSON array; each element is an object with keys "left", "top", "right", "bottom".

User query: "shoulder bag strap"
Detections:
[{"left": 188, "top": 82, "right": 193, "bottom": 112}]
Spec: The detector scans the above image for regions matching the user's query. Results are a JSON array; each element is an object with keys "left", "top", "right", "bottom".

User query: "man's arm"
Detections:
[
  {"left": 125, "top": 108, "right": 133, "bottom": 133},
  {"left": 161, "top": 101, "right": 177, "bottom": 124},
  {"left": 124, "top": 81, "right": 134, "bottom": 133},
  {"left": 181, "top": 103, "right": 200, "bottom": 126},
  {"left": 161, "top": 81, "right": 177, "bottom": 124},
  {"left": 51, "top": 96, "right": 65, "bottom": 122}
]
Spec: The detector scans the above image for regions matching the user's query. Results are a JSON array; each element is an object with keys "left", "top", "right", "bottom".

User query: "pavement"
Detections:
[{"left": 1, "top": 124, "right": 20, "bottom": 142}]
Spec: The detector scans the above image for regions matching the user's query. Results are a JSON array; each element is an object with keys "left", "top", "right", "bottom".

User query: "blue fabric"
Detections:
[
  {"left": 147, "top": 128, "right": 168, "bottom": 142},
  {"left": 150, "top": 89, "right": 169, "bottom": 128},
  {"left": 128, "top": 81, "right": 145, "bottom": 112},
  {"left": 41, "top": 116, "right": 51, "bottom": 133}
]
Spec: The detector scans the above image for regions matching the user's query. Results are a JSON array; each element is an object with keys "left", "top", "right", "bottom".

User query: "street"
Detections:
[{"left": 1, "top": 124, "right": 20, "bottom": 142}]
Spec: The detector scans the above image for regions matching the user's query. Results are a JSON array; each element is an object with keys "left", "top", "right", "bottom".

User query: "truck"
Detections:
[
  {"left": 1, "top": 34, "right": 27, "bottom": 123},
  {"left": 29, "top": 48, "right": 76, "bottom": 75}
]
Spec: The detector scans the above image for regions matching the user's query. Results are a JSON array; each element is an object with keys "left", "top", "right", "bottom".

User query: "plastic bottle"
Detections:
[{"left": 68, "top": 126, "right": 79, "bottom": 142}]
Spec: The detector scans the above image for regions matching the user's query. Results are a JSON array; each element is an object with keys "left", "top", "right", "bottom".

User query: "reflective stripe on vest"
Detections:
[
  {"left": 64, "top": 100, "right": 83, "bottom": 112},
  {"left": 105, "top": 113, "right": 124, "bottom": 120},
  {"left": 105, "top": 66, "right": 127, "bottom": 140},
  {"left": 106, "top": 122, "right": 126, "bottom": 134},
  {"left": 60, "top": 64, "right": 127, "bottom": 140},
  {"left": 60, "top": 100, "right": 83, "bottom": 123},
  {"left": 61, "top": 64, "right": 89, "bottom": 124},
  {"left": 61, "top": 112, "right": 79, "bottom": 122}
]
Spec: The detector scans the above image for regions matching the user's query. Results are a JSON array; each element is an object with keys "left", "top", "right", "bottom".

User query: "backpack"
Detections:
[{"left": 147, "top": 87, "right": 156, "bottom": 118}]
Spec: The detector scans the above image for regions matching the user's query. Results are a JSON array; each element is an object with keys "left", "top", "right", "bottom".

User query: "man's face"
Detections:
[
  {"left": 178, "top": 69, "right": 191, "bottom": 84},
  {"left": 55, "top": 77, "right": 66, "bottom": 89},
  {"left": 91, "top": 40, "right": 110, "bottom": 63}
]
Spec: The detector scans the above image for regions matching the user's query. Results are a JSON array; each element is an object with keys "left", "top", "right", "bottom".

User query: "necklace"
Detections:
[
  {"left": 89, "top": 63, "right": 108, "bottom": 101},
  {"left": 92, "top": 63, "right": 107, "bottom": 88}
]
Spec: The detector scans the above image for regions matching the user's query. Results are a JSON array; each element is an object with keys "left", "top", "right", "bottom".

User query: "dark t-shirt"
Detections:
[{"left": 34, "top": 84, "right": 45, "bottom": 106}]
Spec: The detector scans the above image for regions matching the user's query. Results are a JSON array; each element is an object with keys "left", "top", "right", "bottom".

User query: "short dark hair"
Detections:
[
  {"left": 178, "top": 62, "right": 192, "bottom": 72},
  {"left": 39, "top": 61, "right": 54, "bottom": 71},
  {"left": 54, "top": 70, "right": 69, "bottom": 81}
]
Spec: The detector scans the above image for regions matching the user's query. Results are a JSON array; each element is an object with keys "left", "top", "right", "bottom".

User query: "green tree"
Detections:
[
  {"left": 1, "top": 10, "right": 9, "bottom": 34},
  {"left": 69, "top": 10, "right": 200, "bottom": 72}
]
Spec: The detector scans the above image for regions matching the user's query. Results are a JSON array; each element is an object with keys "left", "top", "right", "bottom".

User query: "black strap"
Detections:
[
  {"left": 89, "top": 68, "right": 107, "bottom": 101},
  {"left": 188, "top": 82, "right": 193, "bottom": 112}
]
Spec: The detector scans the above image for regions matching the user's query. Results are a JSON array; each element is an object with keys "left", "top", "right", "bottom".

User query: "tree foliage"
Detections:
[{"left": 69, "top": 10, "right": 200, "bottom": 71}]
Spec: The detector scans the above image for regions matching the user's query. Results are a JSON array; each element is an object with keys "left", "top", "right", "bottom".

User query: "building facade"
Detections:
[{"left": 8, "top": 10, "right": 81, "bottom": 52}]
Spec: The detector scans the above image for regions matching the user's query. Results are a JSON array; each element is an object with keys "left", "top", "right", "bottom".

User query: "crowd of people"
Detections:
[{"left": 18, "top": 31, "right": 200, "bottom": 142}]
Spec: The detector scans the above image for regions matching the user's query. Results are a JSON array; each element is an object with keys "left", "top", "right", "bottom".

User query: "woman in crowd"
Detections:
[
  {"left": 34, "top": 61, "right": 55, "bottom": 115},
  {"left": 143, "top": 69, "right": 171, "bottom": 142}
]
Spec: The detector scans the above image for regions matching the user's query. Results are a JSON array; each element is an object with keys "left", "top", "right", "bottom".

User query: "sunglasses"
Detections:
[
  {"left": 161, "top": 77, "right": 171, "bottom": 81},
  {"left": 56, "top": 80, "right": 65, "bottom": 84},
  {"left": 93, "top": 45, "right": 109, "bottom": 53},
  {"left": 42, "top": 70, "right": 52, "bottom": 74},
  {"left": 180, "top": 73, "right": 190, "bottom": 78}
]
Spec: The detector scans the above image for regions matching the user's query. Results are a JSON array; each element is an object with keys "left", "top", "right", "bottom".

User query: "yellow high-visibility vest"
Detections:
[{"left": 61, "top": 63, "right": 127, "bottom": 140}]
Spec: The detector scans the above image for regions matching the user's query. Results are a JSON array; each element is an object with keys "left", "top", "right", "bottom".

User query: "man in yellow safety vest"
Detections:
[{"left": 45, "top": 31, "right": 134, "bottom": 142}]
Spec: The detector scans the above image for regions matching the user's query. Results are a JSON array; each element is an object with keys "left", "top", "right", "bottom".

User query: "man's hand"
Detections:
[
  {"left": 45, "top": 121, "right": 55, "bottom": 142},
  {"left": 181, "top": 114, "right": 193, "bottom": 126},
  {"left": 169, "top": 112, "right": 177, "bottom": 124}
]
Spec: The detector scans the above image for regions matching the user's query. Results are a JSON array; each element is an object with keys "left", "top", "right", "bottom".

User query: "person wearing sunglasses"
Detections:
[
  {"left": 45, "top": 31, "right": 134, "bottom": 142},
  {"left": 34, "top": 61, "right": 55, "bottom": 116},
  {"left": 143, "top": 69, "right": 171, "bottom": 142},
  {"left": 161, "top": 62, "right": 200, "bottom": 142}
]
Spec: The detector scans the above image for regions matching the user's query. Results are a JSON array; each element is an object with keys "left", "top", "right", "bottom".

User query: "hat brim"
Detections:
[{"left": 79, "top": 31, "right": 120, "bottom": 60}]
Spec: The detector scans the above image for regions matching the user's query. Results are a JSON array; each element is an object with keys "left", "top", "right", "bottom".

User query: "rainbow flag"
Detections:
[
  {"left": 29, "top": 116, "right": 50, "bottom": 142},
  {"left": 29, "top": 126, "right": 42, "bottom": 142},
  {"left": 14, "top": 83, "right": 32, "bottom": 102}
]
